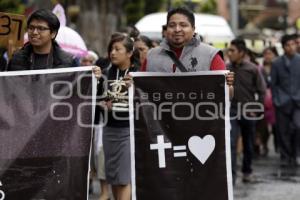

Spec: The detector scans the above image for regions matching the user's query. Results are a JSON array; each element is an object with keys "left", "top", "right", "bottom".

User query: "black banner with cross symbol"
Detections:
[{"left": 129, "top": 71, "right": 233, "bottom": 200}]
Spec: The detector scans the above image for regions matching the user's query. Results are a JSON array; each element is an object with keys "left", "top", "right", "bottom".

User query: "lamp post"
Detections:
[
  {"left": 277, "top": 0, "right": 288, "bottom": 33},
  {"left": 230, "top": 0, "right": 238, "bottom": 35},
  {"left": 283, "top": 0, "right": 288, "bottom": 33},
  {"left": 167, "top": 0, "right": 171, "bottom": 10}
]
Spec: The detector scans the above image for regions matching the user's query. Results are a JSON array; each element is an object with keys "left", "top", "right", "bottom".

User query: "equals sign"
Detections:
[{"left": 173, "top": 145, "right": 187, "bottom": 157}]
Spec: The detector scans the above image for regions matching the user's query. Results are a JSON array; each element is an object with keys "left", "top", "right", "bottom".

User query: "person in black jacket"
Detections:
[
  {"left": 97, "top": 34, "right": 138, "bottom": 200},
  {"left": 7, "top": 9, "right": 78, "bottom": 70},
  {"left": 227, "top": 38, "right": 266, "bottom": 184},
  {"left": 271, "top": 34, "right": 300, "bottom": 167},
  {"left": 0, "top": 47, "right": 7, "bottom": 71}
]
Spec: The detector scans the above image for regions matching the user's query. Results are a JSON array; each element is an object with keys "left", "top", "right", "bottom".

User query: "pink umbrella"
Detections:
[
  {"left": 55, "top": 26, "right": 87, "bottom": 57},
  {"left": 24, "top": 26, "right": 88, "bottom": 57},
  {"left": 52, "top": 3, "right": 87, "bottom": 57}
]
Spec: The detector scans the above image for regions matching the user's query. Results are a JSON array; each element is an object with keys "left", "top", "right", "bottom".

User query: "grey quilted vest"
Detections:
[{"left": 146, "top": 34, "right": 220, "bottom": 72}]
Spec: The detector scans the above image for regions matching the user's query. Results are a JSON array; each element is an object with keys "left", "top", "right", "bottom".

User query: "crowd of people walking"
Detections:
[{"left": 1, "top": 5, "right": 300, "bottom": 200}]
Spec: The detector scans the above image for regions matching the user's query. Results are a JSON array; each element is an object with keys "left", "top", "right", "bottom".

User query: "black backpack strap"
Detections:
[{"left": 165, "top": 50, "right": 188, "bottom": 72}]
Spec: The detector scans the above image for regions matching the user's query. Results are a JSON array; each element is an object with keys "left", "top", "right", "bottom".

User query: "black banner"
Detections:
[
  {"left": 130, "top": 72, "right": 233, "bottom": 200},
  {"left": 0, "top": 68, "right": 95, "bottom": 200}
]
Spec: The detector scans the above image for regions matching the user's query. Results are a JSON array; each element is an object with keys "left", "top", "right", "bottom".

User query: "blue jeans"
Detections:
[{"left": 230, "top": 110, "right": 256, "bottom": 179}]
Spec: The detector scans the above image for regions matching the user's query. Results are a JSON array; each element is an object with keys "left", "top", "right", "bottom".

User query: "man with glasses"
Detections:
[{"left": 7, "top": 9, "right": 78, "bottom": 70}]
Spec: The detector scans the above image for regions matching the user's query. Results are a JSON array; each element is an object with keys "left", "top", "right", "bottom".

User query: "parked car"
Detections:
[{"left": 135, "top": 12, "right": 235, "bottom": 48}]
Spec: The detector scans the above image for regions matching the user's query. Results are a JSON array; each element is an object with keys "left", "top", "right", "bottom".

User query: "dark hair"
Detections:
[
  {"left": 0, "top": 47, "right": 7, "bottom": 71},
  {"left": 246, "top": 48, "right": 258, "bottom": 65},
  {"left": 290, "top": 33, "right": 299, "bottom": 40},
  {"left": 108, "top": 34, "right": 134, "bottom": 54},
  {"left": 230, "top": 38, "right": 247, "bottom": 52},
  {"left": 162, "top": 24, "right": 167, "bottom": 38},
  {"left": 167, "top": 7, "right": 195, "bottom": 28},
  {"left": 108, "top": 33, "right": 140, "bottom": 67},
  {"left": 27, "top": 9, "right": 60, "bottom": 34},
  {"left": 119, "top": 26, "right": 140, "bottom": 40},
  {"left": 263, "top": 46, "right": 278, "bottom": 57},
  {"left": 110, "top": 32, "right": 126, "bottom": 40},
  {"left": 135, "top": 35, "right": 154, "bottom": 49},
  {"left": 281, "top": 34, "right": 295, "bottom": 47}
]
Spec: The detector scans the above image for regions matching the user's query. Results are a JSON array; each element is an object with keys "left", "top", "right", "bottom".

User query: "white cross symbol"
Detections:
[{"left": 150, "top": 135, "right": 172, "bottom": 168}]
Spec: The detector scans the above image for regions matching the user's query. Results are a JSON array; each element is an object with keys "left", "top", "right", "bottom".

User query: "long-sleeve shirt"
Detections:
[{"left": 227, "top": 60, "right": 266, "bottom": 110}]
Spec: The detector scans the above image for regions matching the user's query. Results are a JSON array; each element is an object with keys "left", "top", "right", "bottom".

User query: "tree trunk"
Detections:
[
  {"left": 77, "top": 0, "right": 124, "bottom": 56},
  {"left": 34, "top": 0, "right": 52, "bottom": 9}
]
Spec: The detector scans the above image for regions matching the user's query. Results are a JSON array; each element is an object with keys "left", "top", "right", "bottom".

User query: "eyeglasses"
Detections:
[{"left": 27, "top": 25, "right": 50, "bottom": 33}]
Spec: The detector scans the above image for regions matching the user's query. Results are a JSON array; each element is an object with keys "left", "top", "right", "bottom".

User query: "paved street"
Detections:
[
  {"left": 234, "top": 153, "right": 300, "bottom": 200},
  {"left": 89, "top": 139, "right": 300, "bottom": 200}
]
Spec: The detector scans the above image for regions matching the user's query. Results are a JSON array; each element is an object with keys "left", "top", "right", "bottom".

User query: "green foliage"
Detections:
[
  {"left": 200, "top": 0, "right": 217, "bottom": 14},
  {"left": 173, "top": 0, "right": 186, "bottom": 8},
  {"left": 124, "top": 0, "right": 165, "bottom": 25},
  {"left": 0, "top": 0, "right": 25, "bottom": 14},
  {"left": 144, "top": 0, "right": 164, "bottom": 14},
  {"left": 125, "top": 0, "right": 145, "bottom": 25}
]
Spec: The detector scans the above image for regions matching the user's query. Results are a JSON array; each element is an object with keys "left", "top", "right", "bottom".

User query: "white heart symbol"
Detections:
[{"left": 188, "top": 135, "right": 215, "bottom": 164}]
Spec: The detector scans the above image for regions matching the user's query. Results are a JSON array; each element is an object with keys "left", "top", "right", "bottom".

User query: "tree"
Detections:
[
  {"left": 76, "top": 0, "right": 166, "bottom": 54},
  {"left": 144, "top": 0, "right": 165, "bottom": 14},
  {"left": 124, "top": 0, "right": 144, "bottom": 25},
  {"left": 76, "top": 0, "right": 125, "bottom": 56},
  {"left": 0, "top": 0, "right": 25, "bottom": 14},
  {"left": 200, "top": 0, "right": 217, "bottom": 14},
  {"left": 124, "top": 0, "right": 165, "bottom": 25}
]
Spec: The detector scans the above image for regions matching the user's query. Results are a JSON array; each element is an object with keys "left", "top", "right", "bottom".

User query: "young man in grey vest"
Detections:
[{"left": 141, "top": 7, "right": 233, "bottom": 86}]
